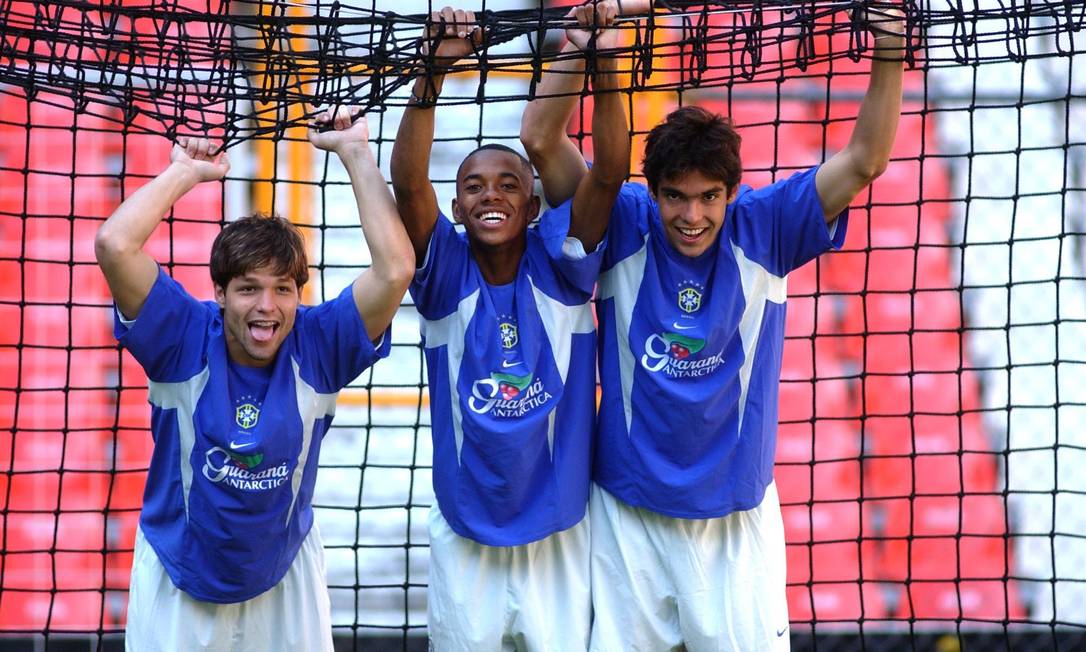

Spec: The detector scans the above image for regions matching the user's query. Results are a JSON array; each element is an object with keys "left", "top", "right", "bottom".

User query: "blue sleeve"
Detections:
[
  {"left": 409, "top": 214, "right": 473, "bottom": 320},
  {"left": 113, "top": 267, "right": 215, "bottom": 383},
  {"left": 730, "top": 166, "right": 848, "bottom": 276},
  {"left": 601, "top": 182, "right": 652, "bottom": 271},
  {"left": 294, "top": 284, "right": 391, "bottom": 393},
  {"left": 536, "top": 198, "right": 606, "bottom": 295}
]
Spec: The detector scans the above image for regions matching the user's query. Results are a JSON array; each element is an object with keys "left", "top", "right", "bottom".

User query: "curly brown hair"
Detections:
[{"left": 642, "top": 106, "right": 742, "bottom": 195}]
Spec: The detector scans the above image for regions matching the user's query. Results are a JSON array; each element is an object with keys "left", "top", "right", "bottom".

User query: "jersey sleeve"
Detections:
[
  {"left": 601, "top": 182, "right": 653, "bottom": 271},
  {"left": 409, "top": 214, "right": 473, "bottom": 320},
  {"left": 113, "top": 267, "right": 215, "bottom": 383},
  {"left": 730, "top": 166, "right": 848, "bottom": 276},
  {"left": 536, "top": 198, "right": 607, "bottom": 296},
  {"left": 294, "top": 284, "right": 392, "bottom": 392}
]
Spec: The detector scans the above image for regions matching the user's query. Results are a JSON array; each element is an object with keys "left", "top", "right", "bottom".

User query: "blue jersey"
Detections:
[
  {"left": 115, "top": 269, "right": 389, "bottom": 603},
  {"left": 411, "top": 204, "right": 601, "bottom": 546},
  {"left": 595, "top": 167, "right": 847, "bottom": 518}
]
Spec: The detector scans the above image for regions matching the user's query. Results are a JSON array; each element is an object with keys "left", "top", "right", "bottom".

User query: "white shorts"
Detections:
[
  {"left": 427, "top": 505, "right": 591, "bottom": 651},
  {"left": 125, "top": 524, "right": 333, "bottom": 652},
  {"left": 589, "top": 483, "right": 789, "bottom": 652}
]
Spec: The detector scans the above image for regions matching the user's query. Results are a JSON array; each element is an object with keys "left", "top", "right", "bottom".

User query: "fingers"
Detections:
[
  {"left": 175, "top": 136, "right": 216, "bottom": 161},
  {"left": 431, "top": 6, "right": 478, "bottom": 40},
  {"left": 309, "top": 105, "right": 362, "bottom": 130},
  {"left": 570, "top": 0, "right": 618, "bottom": 29}
]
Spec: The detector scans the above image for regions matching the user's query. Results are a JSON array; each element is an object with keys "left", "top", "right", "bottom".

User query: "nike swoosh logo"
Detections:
[
  {"left": 501, "top": 360, "right": 519, "bottom": 369},
  {"left": 672, "top": 321, "right": 697, "bottom": 331},
  {"left": 776, "top": 627, "right": 788, "bottom": 637},
  {"left": 229, "top": 440, "right": 255, "bottom": 450}
]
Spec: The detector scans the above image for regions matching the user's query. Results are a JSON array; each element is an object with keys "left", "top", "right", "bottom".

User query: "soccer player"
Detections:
[
  {"left": 94, "top": 107, "right": 414, "bottom": 650},
  {"left": 389, "top": 6, "right": 628, "bottom": 649},
  {"left": 520, "top": 3, "right": 906, "bottom": 650}
]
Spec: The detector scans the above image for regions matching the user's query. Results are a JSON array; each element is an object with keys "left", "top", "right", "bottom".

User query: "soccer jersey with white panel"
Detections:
[
  {"left": 594, "top": 167, "right": 847, "bottom": 518},
  {"left": 411, "top": 204, "right": 601, "bottom": 546},
  {"left": 115, "top": 269, "right": 389, "bottom": 603}
]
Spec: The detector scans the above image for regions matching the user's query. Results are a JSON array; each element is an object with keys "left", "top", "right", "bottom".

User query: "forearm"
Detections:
[
  {"left": 390, "top": 75, "right": 445, "bottom": 257},
  {"left": 585, "top": 56, "right": 630, "bottom": 190},
  {"left": 569, "top": 55, "right": 629, "bottom": 250},
  {"left": 339, "top": 146, "right": 415, "bottom": 283},
  {"left": 846, "top": 35, "right": 905, "bottom": 180},
  {"left": 94, "top": 162, "right": 200, "bottom": 317},
  {"left": 96, "top": 163, "right": 198, "bottom": 260}
]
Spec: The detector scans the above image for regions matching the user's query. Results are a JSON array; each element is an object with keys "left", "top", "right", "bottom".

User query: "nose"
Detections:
[
  {"left": 680, "top": 200, "right": 698, "bottom": 223},
  {"left": 255, "top": 288, "right": 275, "bottom": 312},
  {"left": 481, "top": 183, "right": 501, "bottom": 202}
]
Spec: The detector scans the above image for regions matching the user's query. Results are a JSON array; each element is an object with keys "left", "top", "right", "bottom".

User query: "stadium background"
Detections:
[{"left": 1, "top": 0, "right": 1085, "bottom": 649}]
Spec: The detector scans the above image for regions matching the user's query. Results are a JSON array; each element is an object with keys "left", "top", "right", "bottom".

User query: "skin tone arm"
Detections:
[
  {"left": 814, "top": 6, "right": 906, "bottom": 223},
  {"left": 562, "top": 9, "right": 631, "bottom": 251},
  {"left": 94, "top": 137, "right": 230, "bottom": 320},
  {"left": 520, "top": 0, "right": 651, "bottom": 207},
  {"left": 389, "top": 7, "right": 482, "bottom": 262},
  {"left": 309, "top": 107, "right": 416, "bottom": 341}
]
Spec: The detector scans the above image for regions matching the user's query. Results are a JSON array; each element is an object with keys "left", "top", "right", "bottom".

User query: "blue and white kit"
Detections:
[
  {"left": 115, "top": 268, "right": 389, "bottom": 603},
  {"left": 594, "top": 166, "right": 848, "bottom": 518},
  {"left": 411, "top": 204, "right": 602, "bottom": 547}
]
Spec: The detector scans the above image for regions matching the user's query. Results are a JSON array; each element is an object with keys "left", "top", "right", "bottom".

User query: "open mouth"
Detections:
[
  {"left": 676, "top": 226, "right": 709, "bottom": 240},
  {"left": 248, "top": 320, "right": 279, "bottom": 343},
  {"left": 477, "top": 210, "right": 509, "bottom": 225}
]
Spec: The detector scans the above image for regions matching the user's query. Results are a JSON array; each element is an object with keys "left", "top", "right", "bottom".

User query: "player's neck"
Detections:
[{"left": 470, "top": 237, "right": 526, "bottom": 286}]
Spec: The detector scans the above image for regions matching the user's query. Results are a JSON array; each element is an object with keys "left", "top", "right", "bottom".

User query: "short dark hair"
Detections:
[
  {"left": 642, "top": 106, "right": 742, "bottom": 194},
  {"left": 209, "top": 213, "right": 309, "bottom": 290},
  {"left": 457, "top": 143, "right": 535, "bottom": 183}
]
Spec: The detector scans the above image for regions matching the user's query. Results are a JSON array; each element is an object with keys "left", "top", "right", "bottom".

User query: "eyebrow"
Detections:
[
  {"left": 462, "top": 171, "right": 524, "bottom": 183},
  {"left": 660, "top": 185, "right": 725, "bottom": 197}
]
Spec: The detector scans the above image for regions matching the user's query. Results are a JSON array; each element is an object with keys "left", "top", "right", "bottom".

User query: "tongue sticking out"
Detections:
[{"left": 250, "top": 323, "right": 275, "bottom": 343}]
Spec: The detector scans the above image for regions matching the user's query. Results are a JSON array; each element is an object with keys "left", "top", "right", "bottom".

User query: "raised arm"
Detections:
[
  {"left": 521, "top": 0, "right": 651, "bottom": 207},
  {"left": 309, "top": 107, "right": 415, "bottom": 341},
  {"left": 94, "top": 137, "right": 229, "bottom": 319},
  {"left": 389, "top": 7, "right": 481, "bottom": 261},
  {"left": 814, "top": 6, "right": 906, "bottom": 223}
]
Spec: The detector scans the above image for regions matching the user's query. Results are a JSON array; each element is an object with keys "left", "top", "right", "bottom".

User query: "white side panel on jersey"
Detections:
[
  {"left": 528, "top": 274, "right": 595, "bottom": 457},
  {"left": 148, "top": 367, "right": 211, "bottom": 519},
  {"left": 598, "top": 236, "right": 650, "bottom": 435},
  {"left": 285, "top": 358, "right": 339, "bottom": 526},
  {"left": 420, "top": 289, "right": 481, "bottom": 463},
  {"left": 731, "top": 241, "right": 787, "bottom": 439}
]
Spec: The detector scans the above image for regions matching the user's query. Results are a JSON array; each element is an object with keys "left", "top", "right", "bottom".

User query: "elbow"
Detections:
[
  {"left": 518, "top": 119, "right": 548, "bottom": 162},
  {"left": 378, "top": 248, "right": 416, "bottom": 293},
  {"left": 93, "top": 224, "right": 132, "bottom": 266},
  {"left": 861, "top": 159, "right": 890, "bottom": 185}
]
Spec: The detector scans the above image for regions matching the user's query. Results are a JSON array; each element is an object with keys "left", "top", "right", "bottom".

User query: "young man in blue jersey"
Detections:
[
  {"left": 521, "top": 3, "right": 905, "bottom": 650},
  {"left": 389, "top": 6, "right": 628, "bottom": 649},
  {"left": 94, "top": 107, "right": 414, "bottom": 650}
]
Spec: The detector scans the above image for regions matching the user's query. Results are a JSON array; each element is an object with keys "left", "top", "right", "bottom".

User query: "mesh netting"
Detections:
[{"left": 1, "top": 0, "right": 1085, "bottom": 649}]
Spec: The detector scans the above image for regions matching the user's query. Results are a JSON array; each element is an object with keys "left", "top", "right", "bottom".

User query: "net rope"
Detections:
[{"left": 1, "top": 0, "right": 1086, "bottom": 649}]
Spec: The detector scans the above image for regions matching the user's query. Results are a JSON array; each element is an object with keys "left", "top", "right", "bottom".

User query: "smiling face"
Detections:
[
  {"left": 214, "top": 265, "right": 300, "bottom": 367},
  {"left": 653, "top": 169, "right": 738, "bottom": 258},
  {"left": 452, "top": 148, "right": 540, "bottom": 253}
]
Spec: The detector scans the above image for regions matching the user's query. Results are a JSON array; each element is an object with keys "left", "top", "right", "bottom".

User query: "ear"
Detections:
[
  {"left": 726, "top": 185, "right": 739, "bottom": 203},
  {"left": 214, "top": 283, "right": 227, "bottom": 309},
  {"left": 527, "top": 193, "right": 541, "bottom": 222},
  {"left": 451, "top": 198, "right": 464, "bottom": 224}
]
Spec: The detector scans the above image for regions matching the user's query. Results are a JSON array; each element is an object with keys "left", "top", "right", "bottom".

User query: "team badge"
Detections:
[
  {"left": 235, "top": 403, "right": 259, "bottom": 429},
  {"left": 677, "top": 281, "right": 704, "bottom": 314},
  {"left": 499, "top": 318, "right": 518, "bottom": 349}
]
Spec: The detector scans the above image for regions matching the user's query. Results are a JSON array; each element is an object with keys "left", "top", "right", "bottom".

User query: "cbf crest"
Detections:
[
  {"left": 235, "top": 399, "right": 260, "bottom": 429},
  {"left": 677, "top": 280, "right": 705, "bottom": 314},
  {"left": 498, "top": 315, "right": 518, "bottom": 349}
]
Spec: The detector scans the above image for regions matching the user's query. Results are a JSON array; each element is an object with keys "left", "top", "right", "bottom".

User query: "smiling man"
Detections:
[
  {"left": 389, "top": 6, "right": 628, "bottom": 650},
  {"left": 519, "top": 2, "right": 906, "bottom": 649},
  {"left": 94, "top": 108, "right": 414, "bottom": 650}
]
